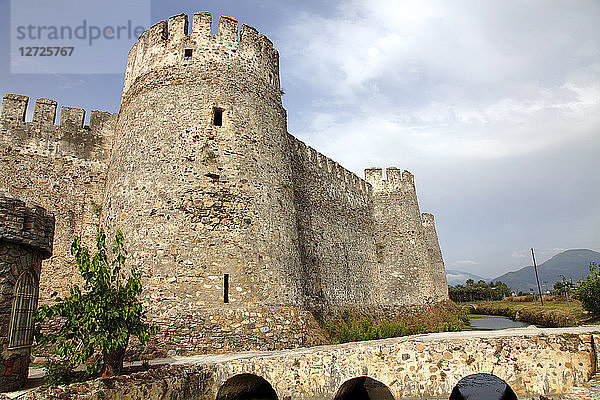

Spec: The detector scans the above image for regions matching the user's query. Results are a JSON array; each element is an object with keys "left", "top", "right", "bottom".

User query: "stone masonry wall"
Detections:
[
  {"left": 288, "top": 136, "right": 380, "bottom": 309},
  {"left": 130, "top": 305, "right": 327, "bottom": 359},
  {"left": 0, "top": 243, "right": 41, "bottom": 391},
  {"left": 289, "top": 136, "right": 448, "bottom": 310},
  {"left": 212, "top": 329, "right": 598, "bottom": 399},
  {"left": 422, "top": 212, "right": 449, "bottom": 298},
  {"left": 0, "top": 194, "right": 54, "bottom": 257},
  {"left": 0, "top": 95, "right": 116, "bottom": 304}
]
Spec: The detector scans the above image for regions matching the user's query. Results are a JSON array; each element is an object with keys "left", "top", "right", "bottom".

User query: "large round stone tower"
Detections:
[{"left": 103, "top": 13, "right": 319, "bottom": 355}]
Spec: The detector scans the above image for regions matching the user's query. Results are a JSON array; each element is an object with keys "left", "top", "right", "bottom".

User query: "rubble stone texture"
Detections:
[
  {"left": 0, "top": 12, "right": 448, "bottom": 355},
  {"left": 0, "top": 195, "right": 54, "bottom": 391},
  {"left": 18, "top": 328, "right": 600, "bottom": 400}
]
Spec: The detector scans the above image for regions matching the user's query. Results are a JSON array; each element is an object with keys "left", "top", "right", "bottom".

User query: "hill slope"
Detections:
[
  {"left": 493, "top": 249, "right": 600, "bottom": 293},
  {"left": 446, "top": 269, "right": 486, "bottom": 286}
]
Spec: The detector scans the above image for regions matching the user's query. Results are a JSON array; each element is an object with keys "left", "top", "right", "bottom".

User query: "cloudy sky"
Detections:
[{"left": 1, "top": 0, "right": 598, "bottom": 278}]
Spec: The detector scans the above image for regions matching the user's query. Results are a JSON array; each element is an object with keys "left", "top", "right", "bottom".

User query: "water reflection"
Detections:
[
  {"left": 216, "top": 374, "right": 278, "bottom": 400},
  {"left": 333, "top": 377, "right": 394, "bottom": 400},
  {"left": 450, "top": 373, "right": 517, "bottom": 400},
  {"left": 468, "top": 315, "right": 529, "bottom": 330}
]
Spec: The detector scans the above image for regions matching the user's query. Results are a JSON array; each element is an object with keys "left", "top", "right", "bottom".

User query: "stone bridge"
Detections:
[{"left": 16, "top": 325, "right": 600, "bottom": 399}]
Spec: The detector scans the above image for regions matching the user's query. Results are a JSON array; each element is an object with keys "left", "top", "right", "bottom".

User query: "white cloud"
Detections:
[
  {"left": 277, "top": 0, "right": 600, "bottom": 277},
  {"left": 451, "top": 260, "right": 477, "bottom": 267},
  {"left": 511, "top": 251, "right": 529, "bottom": 259},
  {"left": 281, "top": 0, "right": 600, "bottom": 161}
]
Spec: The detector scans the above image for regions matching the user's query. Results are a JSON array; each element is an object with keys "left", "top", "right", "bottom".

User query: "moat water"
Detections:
[{"left": 467, "top": 314, "right": 530, "bottom": 330}]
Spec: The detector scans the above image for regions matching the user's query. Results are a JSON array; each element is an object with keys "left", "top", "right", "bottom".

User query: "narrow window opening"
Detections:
[
  {"left": 184, "top": 49, "right": 193, "bottom": 60},
  {"left": 213, "top": 107, "right": 224, "bottom": 126},
  {"left": 9, "top": 271, "right": 38, "bottom": 349},
  {"left": 223, "top": 273, "right": 229, "bottom": 303}
]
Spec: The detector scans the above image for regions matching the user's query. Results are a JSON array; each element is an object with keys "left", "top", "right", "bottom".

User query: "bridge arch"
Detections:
[
  {"left": 449, "top": 373, "right": 517, "bottom": 400},
  {"left": 215, "top": 373, "right": 278, "bottom": 400},
  {"left": 333, "top": 376, "right": 394, "bottom": 400}
]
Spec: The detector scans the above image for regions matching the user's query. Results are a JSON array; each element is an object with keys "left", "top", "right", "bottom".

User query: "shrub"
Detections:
[
  {"left": 35, "top": 229, "right": 159, "bottom": 380},
  {"left": 577, "top": 262, "right": 600, "bottom": 317},
  {"left": 43, "top": 357, "right": 77, "bottom": 386}
]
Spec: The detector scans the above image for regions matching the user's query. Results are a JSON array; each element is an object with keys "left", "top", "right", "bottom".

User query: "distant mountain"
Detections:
[
  {"left": 446, "top": 269, "right": 486, "bottom": 286},
  {"left": 492, "top": 249, "right": 600, "bottom": 293}
]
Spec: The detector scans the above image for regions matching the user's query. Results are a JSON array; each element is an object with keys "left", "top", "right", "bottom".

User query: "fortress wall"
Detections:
[
  {"left": 129, "top": 304, "right": 326, "bottom": 359},
  {"left": 288, "top": 135, "right": 381, "bottom": 309},
  {"left": 365, "top": 168, "right": 442, "bottom": 304},
  {"left": 288, "top": 135, "right": 448, "bottom": 308},
  {"left": 0, "top": 94, "right": 116, "bottom": 303},
  {"left": 0, "top": 11, "right": 449, "bottom": 357},
  {"left": 107, "top": 73, "right": 300, "bottom": 306},
  {"left": 422, "top": 213, "right": 449, "bottom": 299},
  {"left": 1, "top": 95, "right": 116, "bottom": 161}
]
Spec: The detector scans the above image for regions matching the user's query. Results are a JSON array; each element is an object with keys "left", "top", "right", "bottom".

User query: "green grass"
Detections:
[{"left": 319, "top": 303, "right": 470, "bottom": 344}]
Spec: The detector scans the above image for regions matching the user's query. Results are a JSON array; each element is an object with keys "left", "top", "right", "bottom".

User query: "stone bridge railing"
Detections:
[{"left": 19, "top": 325, "right": 600, "bottom": 399}]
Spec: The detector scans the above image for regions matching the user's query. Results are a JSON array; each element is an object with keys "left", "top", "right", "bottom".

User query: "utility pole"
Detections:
[{"left": 531, "top": 248, "right": 544, "bottom": 306}]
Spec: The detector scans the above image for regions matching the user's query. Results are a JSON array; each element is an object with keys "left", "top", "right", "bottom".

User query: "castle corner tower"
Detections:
[{"left": 103, "top": 13, "right": 314, "bottom": 354}]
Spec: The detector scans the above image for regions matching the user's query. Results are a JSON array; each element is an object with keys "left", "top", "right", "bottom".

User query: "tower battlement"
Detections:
[
  {"left": 289, "top": 134, "right": 370, "bottom": 195},
  {"left": 421, "top": 212, "right": 435, "bottom": 226},
  {"left": 364, "top": 167, "right": 414, "bottom": 191},
  {"left": 0, "top": 94, "right": 116, "bottom": 162},
  {"left": 123, "top": 12, "right": 280, "bottom": 97}
]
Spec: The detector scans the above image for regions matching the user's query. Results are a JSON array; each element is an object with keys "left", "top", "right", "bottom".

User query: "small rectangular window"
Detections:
[
  {"left": 213, "top": 107, "right": 223, "bottom": 126},
  {"left": 184, "top": 49, "right": 193, "bottom": 60},
  {"left": 223, "top": 273, "right": 229, "bottom": 303}
]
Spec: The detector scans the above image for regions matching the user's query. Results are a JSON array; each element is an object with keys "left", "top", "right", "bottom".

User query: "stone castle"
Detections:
[{"left": 0, "top": 12, "right": 447, "bottom": 356}]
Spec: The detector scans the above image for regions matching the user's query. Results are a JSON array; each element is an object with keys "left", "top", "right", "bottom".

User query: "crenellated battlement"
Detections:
[
  {"left": 1, "top": 94, "right": 28, "bottom": 123},
  {"left": 421, "top": 212, "right": 435, "bottom": 226},
  {"left": 364, "top": 167, "right": 414, "bottom": 192},
  {"left": 0, "top": 94, "right": 117, "bottom": 162},
  {"left": 289, "top": 134, "right": 370, "bottom": 195},
  {"left": 123, "top": 12, "right": 281, "bottom": 96}
]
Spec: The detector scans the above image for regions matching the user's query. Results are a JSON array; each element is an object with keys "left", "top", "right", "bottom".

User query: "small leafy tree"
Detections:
[
  {"left": 552, "top": 280, "right": 574, "bottom": 297},
  {"left": 35, "top": 229, "right": 158, "bottom": 379},
  {"left": 448, "top": 280, "right": 512, "bottom": 302},
  {"left": 552, "top": 281, "right": 565, "bottom": 295},
  {"left": 576, "top": 262, "right": 600, "bottom": 317}
]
